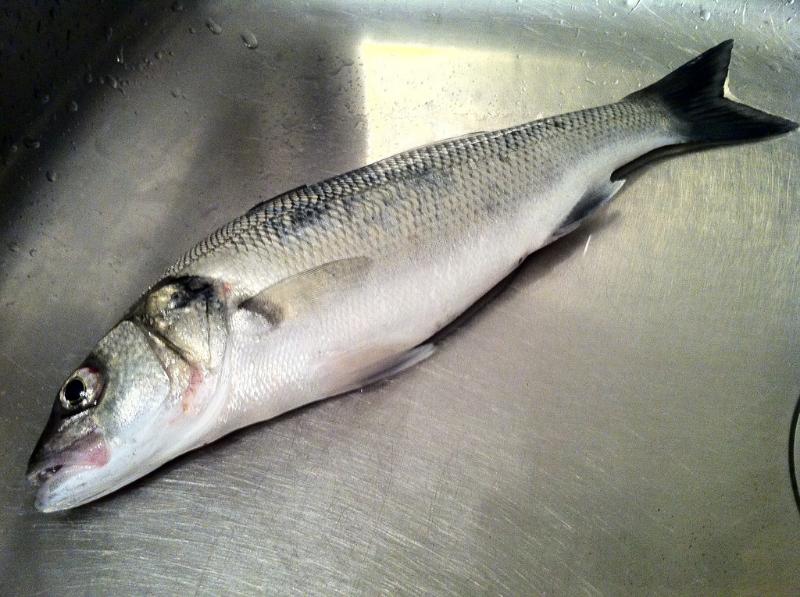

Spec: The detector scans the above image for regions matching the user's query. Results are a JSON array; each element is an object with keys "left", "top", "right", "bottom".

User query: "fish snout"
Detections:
[{"left": 26, "top": 428, "right": 110, "bottom": 487}]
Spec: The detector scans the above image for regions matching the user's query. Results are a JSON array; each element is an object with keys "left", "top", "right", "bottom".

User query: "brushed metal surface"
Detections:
[{"left": 1, "top": 0, "right": 798, "bottom": 594}]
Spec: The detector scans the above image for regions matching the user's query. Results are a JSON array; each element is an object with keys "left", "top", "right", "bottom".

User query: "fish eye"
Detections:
[
  {"left": 59, "top": 367, "right": 103, "bottom": 411},
  {"left": 63, "top": 378, "right": 85, "bottom": 405}
]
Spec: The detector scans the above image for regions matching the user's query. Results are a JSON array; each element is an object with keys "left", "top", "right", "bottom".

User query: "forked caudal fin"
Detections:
[{"left": 626, "top": 39, "right": 798, "bottom": 145}]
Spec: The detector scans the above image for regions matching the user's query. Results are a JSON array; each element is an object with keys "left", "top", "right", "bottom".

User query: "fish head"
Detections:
[{"left": 27, "top": 276, "right": 230, "bottom": 512}]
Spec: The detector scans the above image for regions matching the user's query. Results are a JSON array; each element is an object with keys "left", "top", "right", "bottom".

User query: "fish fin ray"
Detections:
[
  {"left": 551, "top": 179, "right": 625, "bottom": 240},
  {"left": 239, "top": 256, "right": 372, "bottom": 325},
  {"left": 626, "top": 39, "right": 797, "bottom": 144},
  {"left": 326, "top": 343, "right": 436, "bottom": 396}
]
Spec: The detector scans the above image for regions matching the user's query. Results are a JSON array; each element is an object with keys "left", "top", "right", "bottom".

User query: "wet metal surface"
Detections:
[{"left": 1, "top": 0, "right": 799, "bottom": 594}]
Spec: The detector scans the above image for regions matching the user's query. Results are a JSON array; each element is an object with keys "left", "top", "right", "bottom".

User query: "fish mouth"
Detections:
[{"left": 26, "top": 429, "right": 110, "bottom": 511}]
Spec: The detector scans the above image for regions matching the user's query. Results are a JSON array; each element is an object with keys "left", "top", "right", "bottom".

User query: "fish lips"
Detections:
[{"left": 26, "top": 428, "right": 110, "bottom": 512}]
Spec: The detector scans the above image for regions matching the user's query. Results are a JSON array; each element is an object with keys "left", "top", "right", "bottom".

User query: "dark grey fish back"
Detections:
[{"left": 167, "top": 100, "right": 666, "bottom": 275}]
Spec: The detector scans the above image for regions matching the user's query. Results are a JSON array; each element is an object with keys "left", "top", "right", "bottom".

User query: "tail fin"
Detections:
[{"left": 627, "top": 39, "right": 797, "bottom": 144}]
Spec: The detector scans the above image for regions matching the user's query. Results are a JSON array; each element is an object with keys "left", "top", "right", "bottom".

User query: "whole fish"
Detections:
[{"left": 27, "top": 40, "right": 796, "bottom": 511}]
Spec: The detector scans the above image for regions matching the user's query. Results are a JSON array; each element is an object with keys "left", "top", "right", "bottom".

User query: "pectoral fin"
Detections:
[{"left": 239, "top": 256, "right": 372, "bottom": 326}]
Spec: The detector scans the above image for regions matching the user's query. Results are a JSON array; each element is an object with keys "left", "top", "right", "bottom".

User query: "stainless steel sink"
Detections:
[{"left": 1, "top": 0, "right": 798, "bottom": 594}]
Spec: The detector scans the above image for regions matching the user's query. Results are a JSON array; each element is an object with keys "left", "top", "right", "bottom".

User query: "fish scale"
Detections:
[
  {"left": 27, "top": 40, "right": 798, "bottom": 511},
  {"left": 168, "top": 100, "right": 666, "bottom": 288}
]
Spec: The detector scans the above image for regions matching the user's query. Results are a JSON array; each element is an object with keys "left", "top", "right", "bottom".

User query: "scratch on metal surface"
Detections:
[
  {"left": 543, "top": 504, "right": 574, "bottom": 531},
  {"left": 192, "top": 526, "right": 233, "bottom": 597},
  {"left": 637, "top": 0, "right": 669, "bottom": 27},
  {"left": 1, "top": 352, "right": 47, "bottom": 386}
]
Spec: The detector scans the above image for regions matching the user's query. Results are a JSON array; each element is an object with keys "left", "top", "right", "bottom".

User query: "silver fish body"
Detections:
[
  {"left": 27, "top": 40, "right": 797, "bottom": 511},
  {"left": 174, "top": 101, "right": 669, "bottom": 436}
]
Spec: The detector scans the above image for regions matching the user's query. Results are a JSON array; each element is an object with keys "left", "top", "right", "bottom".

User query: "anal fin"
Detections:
[{"left": 551, "top": 179, "right": 625, "bottom": 241}]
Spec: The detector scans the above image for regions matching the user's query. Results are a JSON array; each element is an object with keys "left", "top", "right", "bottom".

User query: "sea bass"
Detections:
[{"left": 27, "top": 40, "right": 796, "bottom": 511}]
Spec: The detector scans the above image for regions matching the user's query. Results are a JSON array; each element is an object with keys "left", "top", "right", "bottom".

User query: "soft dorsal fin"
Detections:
[{"left": 239, "top": 256, "right": 372, "bottom": 326}]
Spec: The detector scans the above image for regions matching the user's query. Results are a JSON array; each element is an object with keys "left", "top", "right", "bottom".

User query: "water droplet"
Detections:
[
  {"left": 23, "top": 137, "right": 40, "bottom": 149},
  {"left": 46, "top": 170, "right": 57, "bottom": 182},
  {"left": 700, "top": 9, "right": 711, "bottom": 20},
  {"left": 9, "top": 143, "right": 18, "bottom": 153},
  {"left": 188, "top": 26, "right": 196, "bottom": 34},
  {"left": 625, "top": 0, "right": 637, "bottom": 7},
  {"left": 171, "top": 1, "right": 184, "bottom": 11},
  {"left": 106, "top": 26, "right": 113, "bottom": 41},
  {"left": 106, "top": 74, "right": 119, "bottom": 89},
  {"left": 116, "top": 45, "right": 124, "bottom": 64},
  {"left": 29, "top": 248, "right": 37, "bottom": 257},
  {"left": 40, "top": 94, "right": 50, "bottom": 105},
  {"left": 171, "top": 88, "right": 182, "bottom": 98},
  {"left": 155, "top": 50, "right": 164, "bottom": 60},
  {"left": 69, "top": 100, "right": 78, "bottom": 112},
  {"left": 7, "top": 242, "right": 19, "bottom": 253},
  {"left": 241, "top": 30, "right": 258, "bottom": 49},
  {"left": 85, "top": 72, "right": 94, "bottom": 84},
  {"left": 206, "top": 18, "right": 222, "bottom": 35}
]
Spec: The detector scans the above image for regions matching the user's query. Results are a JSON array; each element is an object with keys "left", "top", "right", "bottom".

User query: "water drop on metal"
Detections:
[
  {"left": 206, "top": 18, "right": 222, "bottom": 35},
  {"left": 155, "top": 50, "right": 164, "bottom": 60},
  {"left": 46, "top": 170, "right": 57, "bottom": 182},
  {"left": 106, "top": 26, "right": 113, "bottom": 41},
  {"left": 40, "top": 94, "right": 50, "bottom": 105},
  {"left": 106, "top": 74, "right": 119, "bottom": 89},
  {"left": 700, "top": 9, "right": 711, "bottom": 20},
  {"left": 69, "top": 100, "right": 78, "bottom": 112},
  {"left": 241, "top": 30, "right": 258, "bottom": 49},
  {"left": 171, "top": 88, "right": 182, "bottom": 98},
  {"left": 171, "top": 1, "right": 184, "bottom": 11}
]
